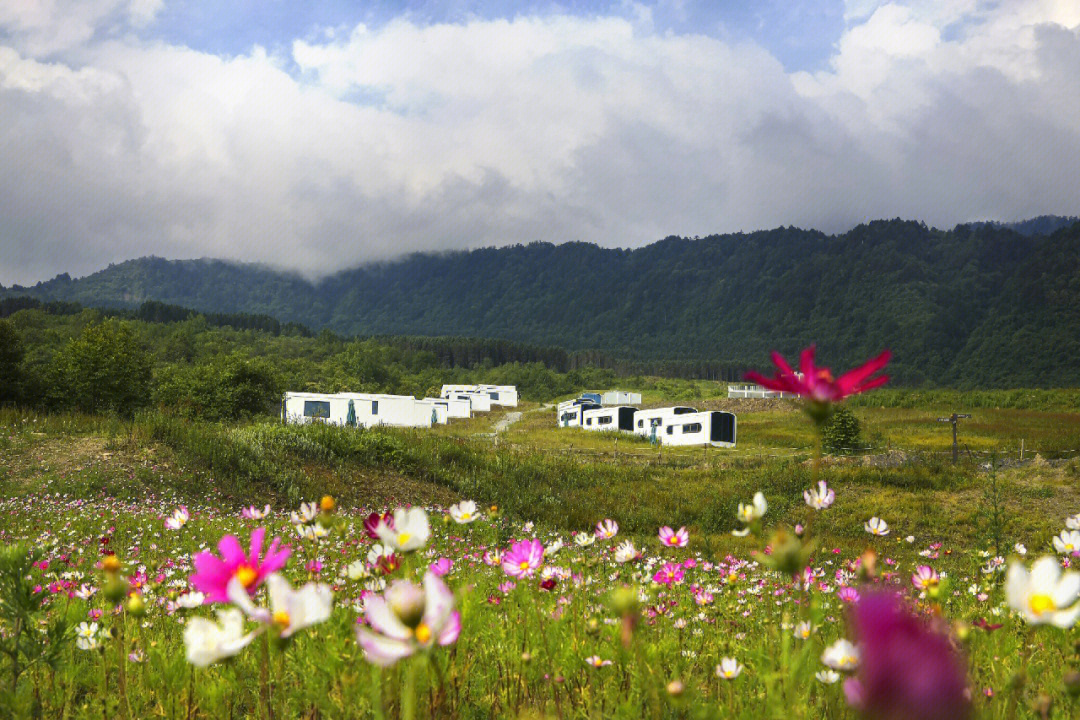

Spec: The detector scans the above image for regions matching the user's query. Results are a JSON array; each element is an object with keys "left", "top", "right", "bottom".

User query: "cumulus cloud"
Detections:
[{"left": 0, "top": 1, "right": 1079, "bottom": 285}]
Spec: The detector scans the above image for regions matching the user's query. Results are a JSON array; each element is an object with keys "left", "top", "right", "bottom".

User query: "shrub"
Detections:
[{"left": 821, "top": 407, "right": 862, "bottom": 454}]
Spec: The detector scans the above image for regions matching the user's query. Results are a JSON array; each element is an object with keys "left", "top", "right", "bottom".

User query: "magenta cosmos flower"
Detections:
[
  {"left": 502, "top": 539, "right": 544, "bottom": 578},
  {"left": 844, "top": 591, "right": 970, "bottom": 720},
  {"left": 190, "top": 528, "right": 291, "bottom": 604},
  {"left": 746, "top": 345, "right": 891, "bottom": 404},
  {"left": 658, "top": 526, "right": 689, "bottom": 547},
  {"left": 653, "top": 562, "right": 684, "bottom": 585},
  {"left": 911, "top": 566, "right": 939, "bottom": 591}
]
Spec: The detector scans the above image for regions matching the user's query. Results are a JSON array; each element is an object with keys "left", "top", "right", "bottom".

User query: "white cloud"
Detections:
[{"left": 0, "top": 1, "right": 1079, "bottom": 285}]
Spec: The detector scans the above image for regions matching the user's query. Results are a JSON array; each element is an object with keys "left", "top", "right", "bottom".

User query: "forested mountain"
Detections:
[{"left": 4, "top": 218, "right": 1080, "bottom": 387}]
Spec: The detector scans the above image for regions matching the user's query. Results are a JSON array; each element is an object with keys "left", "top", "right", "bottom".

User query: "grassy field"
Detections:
[{"left": 2, "top": 393, "right": 1080, "bottom": 718}]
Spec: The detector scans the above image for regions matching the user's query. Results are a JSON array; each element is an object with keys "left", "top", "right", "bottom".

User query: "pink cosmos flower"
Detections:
[
  {"left": 911, "top": 566, "right": 939, "bottom": 591},
  {"left": 838, "top": 587, "right": 861, "bottom": 604},
  {"left": 190, "top": 528, "right": 291, "bottom": 604},
  {"left": 429, "top": 558, "right": 453, "bottom": 577},
  {"left": 364, "top": 512, "right": 393, "bottom": 540},
  {"left": 658, "top": 526, "right": 689, "bottom": 548},
  {"left": 595, "top": 519, "right": 619, "bottom": 540},
  {"left": 653, "top": 563, "right": 685, "bottom": 585},
  {"left": 483, "top": 550, "right": 503, "bottom": 566},
  {"left": 241, "top": 505, "right": 271, "bottom": 520},
  {"left": 164, "top": 506, "right": 189, "bottom": 531},
  {"left": 746, "top": 345, "right": 891, "bottom": 404},
  {"left": 356, "top": 572, "right": 461, "bottom": 667},
  {"left": 502, "top": 539, "right": 544, "bottom": 578}
]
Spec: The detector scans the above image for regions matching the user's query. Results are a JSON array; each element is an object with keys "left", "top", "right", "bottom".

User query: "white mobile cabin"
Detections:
[
  {"left": 283, "top": 392, "right": 353, "bottom": 426},
  {"left": 600, "top": 391, "right": 642, "bottom": 406},
  {"left": 449, "top": 392, "right": 492, "bottom": 413},
  {"left": 582, "top": 406, "right": 637, "bottom": 433},
  {"left": 414, "top": 399, "right": 449, "bottom": 425},
  {"left": 424, "top": 397, "right": 471, "bottom": 419},
  {"left": 632, "top": 406, "right": 699, "bottom": 442},
  {"left": 658, "top": 410, "right": 737, "bottom": 448},
  {"left": 440, "top": 384, "right": 519, "bottom": 407},
  {"left": 557, "top": 401, "right": 600, "bottom": 428},
  {"left": 338, "top": 393, "right": 432, "bottom": 428}
]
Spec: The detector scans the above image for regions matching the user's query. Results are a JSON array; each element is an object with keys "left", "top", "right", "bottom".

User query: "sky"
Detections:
[{"left": 1, "top": 1, "right": 1079, "bottom": 285}]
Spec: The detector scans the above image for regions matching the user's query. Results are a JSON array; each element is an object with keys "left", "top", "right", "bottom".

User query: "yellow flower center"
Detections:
[
  {"left": 235, "top": 565, "right": 258, "bottom": 588},
  {"left": 727, "top": 573, "right": 738, "bottom": 584},
  {"left": 1029, "top": 593, "right": 1056, "bottom": 616},
  {"left": 519, "top": 560, "right": 530, "bottom": 570},
  {"left": 668, "top": 537, "right": 678, "bottom": 545},
  {"left": 397, "top": 532, "right": 412, "bottom": 546},
  {"left": 1066, "top": 544, "right": 1075, "bottom": 551},
  {"left": 414, "top": 622, "right": 431, "bottom": 644},
  {"left": 273, "top": 610, "right": 291, "bottom": 628}
]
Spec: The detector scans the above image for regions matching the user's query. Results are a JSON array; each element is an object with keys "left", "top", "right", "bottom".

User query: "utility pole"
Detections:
[{"left": 937, "top": 413, "right": 972, "bottom": 463}]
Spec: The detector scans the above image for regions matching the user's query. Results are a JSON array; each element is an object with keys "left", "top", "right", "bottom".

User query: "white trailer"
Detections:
[
  {"left": 582, "top": 406, "right": 637, "bottom": 433},
  {"left": 338, "top": 393, "right": 432, "bottom": 428},
  {"left": 658, "top": 411, "right": 737, "bottom": 448},
  {"left": 441, "top": 384, "right": 519, "bottom": 407},
  {"left": 424, "top": 397, "right": 471, "bottom": 419},
  {"left": 632, "top": 406, "right": 699, "bottom": 442},
  {"left": 283, "top": 392, "right": 354, "bottom": 426},
  {"left": 601, "top": 391, "right": 642, "bottom": 406},
  {"left": 414, "top": 399, "right": 449, "bottom": 425},
  {"left": 557, "top": 401, "right": 600, "bottom": 428},
  {"left": 449, "top": 392, "right": 492, "bottom": 412}
]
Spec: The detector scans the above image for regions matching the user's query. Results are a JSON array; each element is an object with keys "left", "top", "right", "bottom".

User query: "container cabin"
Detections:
[
  {"left": 582, "top": 406, "right": 637, "bottom": 433},
  {"left": 449, "top": 392, "right": 492, "bottom": 413},
  {"left": 658, "top": 410, "right": 737, "bottom": 447},
  {"left": 632, "top": 406, "right": 699, "bottom": 442},
  {"left": 440, "top": 384, "right": 519, "bottom": 407},
  {"left": 600, "top": 390, "right": 642, "bottom": 406},
  {"left": 557, "top": 402, "right": 600, "bottom": 428},
  {"left": 414, "top": 399, "right": 449, "bottom": 425},
  {"left": 424, "top": 397, "right": 471, "bottom": 419}
]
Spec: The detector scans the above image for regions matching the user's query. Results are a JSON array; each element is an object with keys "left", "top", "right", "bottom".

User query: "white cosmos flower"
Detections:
[
  {"left": 614, "top": 540, "right": 639, "bottom": 564},
  {"left": 1005, "top": 556, "right": 1080, "bottom": 628},
  {"left": 1066, "top": 513, "right": 1080, "bottom": 530},
  {"left": 864, "top": 517, "right": 890, "bottom": 536},
  {"left": 295, "top": 523, "right": 330, "bottom": 540},
  {"left": 595, "top": 519, "right": 619, "bottom": 539},
  {"left": 544, "top": 539, "right": 563, "bottom": 557},
  {"left": 804, "top": 481, "right": 835, "bottom": 510},
  {"left": 177, "top": 591, "right": 206, "bottom": 609},
  {"left": 821, "top": 639, "right": 860, "bottom": 672},
  {"left": 75, "top": 622, "right": 100, "bottom": 651},
  {"left": 290, "top": 502, "right": 319, "bottom": 525},
  {"left": 228, "top": 574, "right": 333, "bottom": 638},
  {"left": 449, "top": 500, "right": 481, "bottom": 524},
  {"left": 716, "top": 657, "right": 743, "bottom": 679},
  {"left": 346, "top": 560, "right": 370, "bottom": 580},
  {"left": 816, "top": 669, "right": 841, "bottom": 684},
  {"left": 1014, "top": 543, "right": 1027, "bottom": 556},
  {"left": 375, "top": 508, "right": 431, "bottom": 552},
  {"left": 1052, "top": 530, "right": 1080, "bottom": 555},
  {"left": 574, "top": 533, "right": 596, "bottom": 547},
  {"left": 164, "top": 506, "right": 190, "bottom": 531},
  {"left": 736, "top": 492, "right": 768, "bottom": 523},
  {"left": 367, "top": 544, "right": 396, "bottom": 566},
  {"left": 183, "top": 608, "right": 258, "bottom": 667}
]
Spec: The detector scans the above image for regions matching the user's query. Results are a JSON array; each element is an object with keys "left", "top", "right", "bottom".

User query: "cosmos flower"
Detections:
[
  {"left": 658, "top": 526, "right": 689, "bottom": 547},
  {"left": 356, "top": 571, "right": 461, "bottom": 667},
  {"left": 544, "top": 539, "right": 564, "bottom": 557},
  {"left": 164, "top": 506, "right": 190, "bottom": 530},
  {"left": 716, "top": 657, "right": 743, "bottom": 679},
  {"left": 838, "top": 587, "right": 861, "bottom": 604},
  {"left": 502, "top": 539, "right": 545, "bottom": 578},
  {"left": 614, "top": 541, "right": 640, "bottom": 564},
  {"left": 585, "top": 655, "right": 613, "bottom": 668},
  {"left": 364, "top": 512, "right": 393, "bottom": 540},
  {"left": 843, "top": 591, "right": 971, "bottom": 720},
  {"left": 804, "top": 481, "right": 835, "bottom": 510},
  {"left": 1005, "top": 556, "right": 1080, "bottom": 627},
  {"left": 228, "top": 573, "right": 333, "bottom": 639},
  {"left": 817, "top": 670, "right": 841, "bottom": 684},
  {"left": 290, "top": 502, "right": 318, "bottom": 525},
  {"left": 189, "top": 527, "right": 291, "bottom": 604},
  {"left": 737, "top": 492, "right": 768, "bottom": 524},
  {"left": 75, "top": 622, "right": 100, "bottom": 651},
  {"left": 821, "top": 639, "right": 860, "bottom": 672},
  {"left": 242, "top": 505, "right": 271, "bottom": 520},
  {"left": 1014, "top": 543, "right": 1027, "bottom": 556},
  {"left": 794, "top": 621, "right": 814, "bottom": 640},
  {"left": 653, "top": 562, "right": 684, "bottom": 586},
  {"left": 176, "top": 591, "right": 206, "bottom": 609},
  {"left": 911, "top": 566, "right": 940, "bottom": 591},
  {"left": 745, "top": 345, "right": 891, "bottom": 405},
  {"left": 295, "top": 524, "right": 329, "bottom": 541},
  {"left": 1052, "top": 530, "right": 1080, "bottom": 555},
  {"left": 1066, "top": 513, "right": 1080, "bottom": 530},
  {"left": 864, "top": 518, "right": 890, "bottom": 537},
  {"left": 595, "top": 519, "right": 619, "bottom": 540},
  {"left": 184, "top": 608, "right": 258, "bottom": 667},
  {"left": 449, "top": 500, "right": 481, "bottom": 524},
  {"left": 375, "top": 508, "right": 431, "bottom": 553},
  {"left": 429, "top": 558, "right": 453, "bottom": 577},
  {"left": 574, "top": 532, "right": 596, "bottom": 547}
]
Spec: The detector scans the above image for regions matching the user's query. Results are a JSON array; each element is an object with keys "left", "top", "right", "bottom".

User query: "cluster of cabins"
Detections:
[
  {"left": 556, "top": 392, "right": 737, "bottom": 448},
  {"left": 282, "top": 384, "right": 518, "bottom": 429}
]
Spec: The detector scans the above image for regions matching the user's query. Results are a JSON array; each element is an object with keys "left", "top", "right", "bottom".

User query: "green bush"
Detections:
[
  {"left": 48, "top": 320, "right": 152, "bottom": 415},
  {"left": 821, "top": 407, "right": 862, "bottom": 454}
]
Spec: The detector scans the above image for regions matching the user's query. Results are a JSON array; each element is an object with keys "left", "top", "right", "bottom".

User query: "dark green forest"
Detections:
[{"left": 4, "top": 218, "right": 1080, "bottom": 387}]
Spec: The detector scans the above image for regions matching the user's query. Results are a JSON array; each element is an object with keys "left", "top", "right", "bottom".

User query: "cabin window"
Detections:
[
  {"left": 682, "top": 423, "right": 702, "bottom": 433},
  {"left": 372, "top": 401, "right": 379, "bottom": 415},
  {"left": 637, "top": 420, "right": 643, "bottom": 428},
  {"left": 303, "top": 401, "right": 330, "bottom": 419},
  {"left": 586, "top": 418, "right": 593, "bottom": 426},
  {"left": 598, "top": 416, "right": 612, "bottom": 425},
  {"left": 666, "top": 426, "right": 674, "bottom": 435},
  {"left": 490, "top": 392, "right": 499, "bottom": 401}
]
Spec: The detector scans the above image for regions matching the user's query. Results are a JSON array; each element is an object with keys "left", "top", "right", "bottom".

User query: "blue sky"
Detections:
[
  {"left": 148, "top": 1, "right": 845, "bottom": 70},
  {"left": 1, "top": 1, "right": 1079, "bottom": 284}
]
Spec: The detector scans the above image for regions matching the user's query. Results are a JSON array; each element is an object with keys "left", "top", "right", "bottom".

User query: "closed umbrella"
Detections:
[{"left": 346, "top": 399, "right": 356, "bottom": 427}]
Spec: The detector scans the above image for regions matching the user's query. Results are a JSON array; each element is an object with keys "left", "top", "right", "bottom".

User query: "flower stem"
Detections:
[
  {"left": 402, "top": 657, "right": 418, "bottom": 720},
  {"left": 259, "top": 630, "right": 274, "bottom": 720}
]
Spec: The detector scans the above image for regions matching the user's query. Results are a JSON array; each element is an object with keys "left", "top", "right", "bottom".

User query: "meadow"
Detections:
[{"left": 2, "top": 386, "right": 1080, "bottom": 718}]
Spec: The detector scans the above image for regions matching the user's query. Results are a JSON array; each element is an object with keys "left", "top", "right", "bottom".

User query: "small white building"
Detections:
[
  {"left": 632, "top": 406, "right": 699, "bottom": 441},
  {"left": 447, "top": 392, "right": 492, "bottom": 413},
  {"left": 727, "top": 383, "right": 798, "bottom": 399},
  {"left": 582, "top": 406, "right": 637, "bottom": 433},
  {"left": 601, "top": 390, "right": 642, "bottom": 406},
  {"left": 283, "top": 392, "right": 436, "bottom": 429},
  {"left": 424, "top": 397, "right": 471, "bottom": 419},
  {"left": 557, "top": 401, "right": 601, "bottom": 427},
  {"left": 657, "top": 410, "right": 737, "bottom": 447},
  {"left": 414, "top": 398, "right": 449, "bottom": 425},
  {"left": 440, "top": 384, "right": 519, "bottom": 407}
]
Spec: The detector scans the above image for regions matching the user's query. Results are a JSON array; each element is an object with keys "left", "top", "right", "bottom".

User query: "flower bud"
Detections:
[
  {"left": 103, "top": 576, "right": 127, "bottom": 604},
  {"left": 126, "top": 593, "right": 146, "bottom": 617},
  {"left": 666, "top": 680, "right": 684, "bottom": 697},
  {"left": 102, "top": 555, "right": 121, "bottom": 574},
  {"left": 319, "top": 495, "right": 336, "bottom": 513}
]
